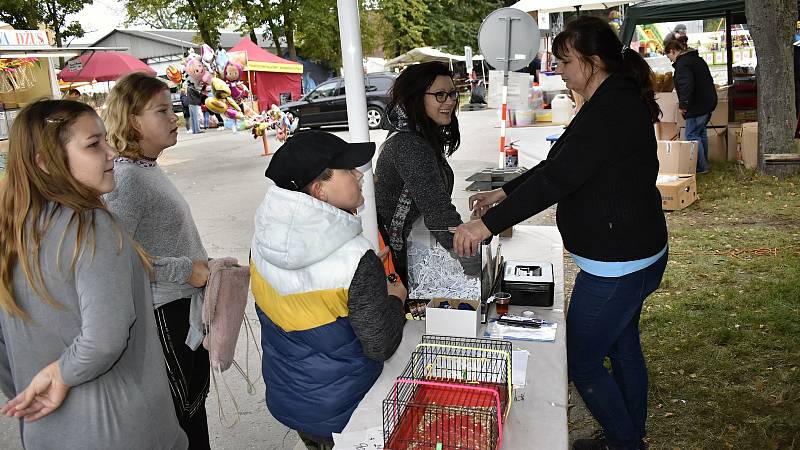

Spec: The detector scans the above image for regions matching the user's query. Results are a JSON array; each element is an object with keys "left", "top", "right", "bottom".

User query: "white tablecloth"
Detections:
[{"left": 339, "top": 225, "right": 568, "bottom": 450}]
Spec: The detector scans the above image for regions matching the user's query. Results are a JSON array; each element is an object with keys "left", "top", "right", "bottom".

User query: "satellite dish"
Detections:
[{"left": 478, "top": 8, "right": 540, "bottom": 72}]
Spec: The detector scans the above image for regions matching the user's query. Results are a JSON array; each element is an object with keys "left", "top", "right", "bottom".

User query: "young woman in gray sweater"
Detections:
[
  {"left": 0, "top": 100, "right": 187, "bottom": 449},
  {"left": 375, "top": 61, "right": 470, "bottom": 285},
  {"left": 103, "top": 73, "right": 211, "bottom": 448}
]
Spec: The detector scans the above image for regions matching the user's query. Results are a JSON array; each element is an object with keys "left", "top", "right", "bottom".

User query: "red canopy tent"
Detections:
[
  {"left": 58, "top": 51, "right": 156, "bottom": 82},
  {"left": 228, "top": 38, "right": 302, "bottom": 112}
]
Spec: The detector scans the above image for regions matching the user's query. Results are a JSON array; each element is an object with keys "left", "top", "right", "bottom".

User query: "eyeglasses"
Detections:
[{"left": 425, "top": 90, "right": 459, "bottom": 103}]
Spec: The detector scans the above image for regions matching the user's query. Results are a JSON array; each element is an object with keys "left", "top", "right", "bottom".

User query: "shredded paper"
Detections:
[{"left": 407, "top": 242, "right": 480, "bottom": 300}]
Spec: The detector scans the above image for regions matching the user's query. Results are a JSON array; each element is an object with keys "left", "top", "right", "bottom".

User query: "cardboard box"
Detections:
[
  {"left": 425, "top": 298, "right": 480, "bottom": 338},
  {"left": 707, "top": 127, "right": 727, "bottom": 162},
  {"left": 727, "top": 123, "right": 742, "bottom": 161},
  {"left": 654, "top": 122, "right": 679, "bottom": 140},
  {"left": 656, "top": 174, "right": 697, "bottom": 210},
  {"left": 657, "top": 140, "right": 697, "bottom": 174},
  {"left": 678, "top": 127, "right": 727, "bottom": 161},
  {"left": 741, "top": 122, "right": 758, "bottom": 169},
  {"left": 677, "top": 99, "right": 728, "bottom": 128},
  {"left": 655, "top": 92, "right": 679, "bottom": 122}
]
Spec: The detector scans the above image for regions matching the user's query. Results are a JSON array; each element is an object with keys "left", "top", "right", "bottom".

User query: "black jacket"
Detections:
[
  {"left": 482, "top": 75, "right": 668, "bottom": 262},
  {"left": 673, "top": 49, "right": 717, "bottom": 118}
]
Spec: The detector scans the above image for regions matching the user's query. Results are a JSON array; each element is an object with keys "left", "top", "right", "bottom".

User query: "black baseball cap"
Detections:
[{"left": 265, "top": 130, "right": 375, "bottom": 191}]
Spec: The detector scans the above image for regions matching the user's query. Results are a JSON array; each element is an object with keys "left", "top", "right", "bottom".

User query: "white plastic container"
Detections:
[{"left": 551, "top": 94, "right": 574, "bottom": 125}]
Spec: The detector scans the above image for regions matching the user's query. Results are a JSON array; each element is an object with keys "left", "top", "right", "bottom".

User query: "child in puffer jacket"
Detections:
[{"left": 250, "top": 130, "right": 407, "bottom": 450}]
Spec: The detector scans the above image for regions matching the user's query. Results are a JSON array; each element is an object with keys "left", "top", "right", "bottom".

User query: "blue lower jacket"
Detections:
[{"left": 255, "top": 305, "right": 382, "bottom": 439}]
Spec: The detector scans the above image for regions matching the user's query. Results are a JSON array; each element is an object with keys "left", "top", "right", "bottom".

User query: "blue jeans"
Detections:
[
  {"left": 189, "top": 105, "right": 201, "bottom": 133},
  {"left": 567, "top": 250, "right": 668, "bottom": 449},
  {"left": 685, "top": 113, "right": 710, "bottom": 173}
]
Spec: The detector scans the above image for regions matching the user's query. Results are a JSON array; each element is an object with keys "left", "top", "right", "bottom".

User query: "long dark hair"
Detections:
[
  {"left": 553, "top": 16, "right": 661, "bottom": 123},
  {"left": 388, "top": 61, "right": 461, "bottom": 156}
]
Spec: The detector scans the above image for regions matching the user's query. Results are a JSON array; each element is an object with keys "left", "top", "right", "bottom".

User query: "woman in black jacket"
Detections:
[
  {"left": 453, "top": 17, "right": 668, "bottom": 450},
  {"left": 666, "top": 38, "right": 717, "bottom": 173}
]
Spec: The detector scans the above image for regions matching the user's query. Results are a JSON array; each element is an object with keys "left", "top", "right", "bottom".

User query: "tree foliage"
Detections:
[
  {"left": 378, "top": 0, "right": 428, "bottom": 58},
  {"left": 294, "top": 0, "right": 378, "bottom": 69},
  {"left": 424, "top": 0, "right": 502, "bottom": 54},
  {"left": 181, "top": 0, "right": 230, "bottom": 46},
  {"left": 124, "top": 0, "right": 196, "bottom": 29},
  {"left": 0, "top": 0, "right": 90, "bottom": 47}
]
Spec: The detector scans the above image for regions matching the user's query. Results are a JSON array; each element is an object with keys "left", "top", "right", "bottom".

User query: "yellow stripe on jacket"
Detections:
[{"left": 250, "top": 260, "right": 350, "bottom": 332}]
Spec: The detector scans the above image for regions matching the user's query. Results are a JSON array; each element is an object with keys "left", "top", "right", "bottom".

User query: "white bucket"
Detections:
[{"left": 551, "top": 94, "right": 574, "bottom": 125}]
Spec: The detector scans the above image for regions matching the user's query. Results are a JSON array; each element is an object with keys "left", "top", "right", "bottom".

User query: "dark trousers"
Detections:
[
  {"left": 298, "top": 431, "right": 334, "bottom": 450},
  {"left": 155, "top": 298, "right": 211, "bottom": 450},
  {"left": 567, "top": 250, "right": 668, "bottom": 450}
]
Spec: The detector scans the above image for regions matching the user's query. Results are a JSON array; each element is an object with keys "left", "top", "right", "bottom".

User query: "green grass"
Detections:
[{"left": 642, "top": 161, "right": 800, "bottom": 449}]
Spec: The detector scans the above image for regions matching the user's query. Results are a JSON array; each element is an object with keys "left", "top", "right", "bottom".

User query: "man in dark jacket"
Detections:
[{"left": 667, "top": 43, "right": 717, "bottom": 173}]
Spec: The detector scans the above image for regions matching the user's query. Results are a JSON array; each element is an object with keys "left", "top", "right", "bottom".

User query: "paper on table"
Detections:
[
  {"left": 484, "top": 320, "right": 558, "bottom": 342},
  {"left": 512, "top": 350, "right": 530, "bottom": 388},
  {"left": 332, "top": 425, "right": 384, "bottom": 449}
]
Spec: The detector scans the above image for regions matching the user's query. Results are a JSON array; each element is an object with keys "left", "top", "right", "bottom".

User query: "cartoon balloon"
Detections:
[{"left": 166, "top": 65, "right": 182, "bottom": 84}]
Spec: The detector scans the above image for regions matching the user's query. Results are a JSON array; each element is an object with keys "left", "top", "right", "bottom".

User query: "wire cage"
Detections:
[{"left": 382, "top": 335, "right": 513, "bottom": 450}]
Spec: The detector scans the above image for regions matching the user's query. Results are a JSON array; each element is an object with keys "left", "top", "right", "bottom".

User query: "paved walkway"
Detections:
[{"left": 0, "top": 108, "right": 572, "bottom": 449}]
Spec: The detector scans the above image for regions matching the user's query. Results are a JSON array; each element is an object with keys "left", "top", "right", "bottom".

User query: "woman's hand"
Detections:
[
  {"left": 469, "top": 188, "right": 507, "bottom": 218},
  {"left": 188, "top": 260, "right": 210, "bottom": 288},
  {"left": 451, "top": 220, "right": 492, "bottom": 258},
  {"left": 1, "top": 361, "right": 69, "bottom": 422},
  {"left": 387, "top": 277, "right": 407, "bottom": 303}
]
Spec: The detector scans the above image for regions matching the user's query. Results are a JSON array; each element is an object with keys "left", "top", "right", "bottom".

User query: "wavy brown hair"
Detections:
[
  {"left": 102, "top": 72, "right": 170, "bottom": 160},
  {"left": 0, "top": 100, "right": 150, "bottom": 319}
]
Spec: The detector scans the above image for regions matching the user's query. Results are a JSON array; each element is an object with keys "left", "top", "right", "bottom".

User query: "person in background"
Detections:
[
  {"left": 63, "top": 88, "right": 81, "bottom": 101},
  {"left": 452, "top": 17, "right": 668, "bottom": 450},
  {"left": 186, "top": 83, "right": 204, "bottom": 134},
  {"left": 375, "top": 61, "right": 477, "bottom": 285},
  {"left": 180, "top": 87, "right": 191, "bottom": 131},
  {"left": 665, "top": 36, "right": 717, "bottom": 174},
  {"left": 251, "top": 131, "right": 406, "bottom": 450},
  {"left": 662, "top": 23, "right": 687, "bottom": 48},
  {"left": 0, "top": 99, "right": 187, "bottom": 449},
  {"left": 103, "top": 72, "right": 211, "bottom": 449}
]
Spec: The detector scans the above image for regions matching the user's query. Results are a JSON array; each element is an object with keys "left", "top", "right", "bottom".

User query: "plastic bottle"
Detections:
[{"left": 551, "top": 94, "right": 574, "bottom": 125}]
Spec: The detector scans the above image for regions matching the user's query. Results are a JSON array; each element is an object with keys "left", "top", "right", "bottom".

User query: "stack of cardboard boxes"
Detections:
[{"left": 654, "top": 88, "right": 759, "bottom": 170}]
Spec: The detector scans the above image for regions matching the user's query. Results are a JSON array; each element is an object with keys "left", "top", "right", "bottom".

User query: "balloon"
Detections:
[
  {"left": 225, "top": 108, "right": 244, "bottom": 120},
  {"left": 216, "top": 48, "right": 229, "bottom": 73},
  {"left": 226, "top": 96, "right": 242, "bottom": 113},
  {"left": 166, "top": 65, "right": 182, "bottom": 84},
  {"left": 185, "top": 57, "right": 209, "bottom": 87},
  {"left": 211, "top": 77, "right": 231, "bottom": 98},
  {"left": 223, "top": 62, "right": 243, "bottom": 83},
  {"left": 205, "top": 97, "right": 228, "bottom": 115},
  {"left": 201, "top": 44, "right": 215, "bottom": 64}
]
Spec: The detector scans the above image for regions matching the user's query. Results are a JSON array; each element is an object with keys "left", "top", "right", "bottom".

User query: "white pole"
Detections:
[{"left": 337, "top": 0, "right": 379, "bottom": 250}]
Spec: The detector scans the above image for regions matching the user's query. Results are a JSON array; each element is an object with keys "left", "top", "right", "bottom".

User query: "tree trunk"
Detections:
[
  {"left": 268, "top": 20, "right": 283, "bottom": 56},
  {"left": 745, "top": 0, "right": 798, "bottom": 172},
  {"left": 285, "top": 17, "right": 297, "bottom": 60},
  {"left": 249, "top": 29, "right": 258, "bottom": 44}
]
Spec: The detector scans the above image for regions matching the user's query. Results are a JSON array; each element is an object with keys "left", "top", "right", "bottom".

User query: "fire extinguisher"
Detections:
[{"left": 505, "top": 140, "right": 519, "bottom": 168}]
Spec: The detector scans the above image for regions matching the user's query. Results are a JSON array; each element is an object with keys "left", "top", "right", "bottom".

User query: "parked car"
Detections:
[
  {"left": 280, "top": 72, "right": 397, "bottom": 130},
  {"left": 170, "top": 89, "right": 183, "bottom": 113}
]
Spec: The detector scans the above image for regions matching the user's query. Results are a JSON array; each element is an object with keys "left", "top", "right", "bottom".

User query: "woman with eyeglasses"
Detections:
[{"left": 375, "top": 61, "right": 470, "bottom": 285}]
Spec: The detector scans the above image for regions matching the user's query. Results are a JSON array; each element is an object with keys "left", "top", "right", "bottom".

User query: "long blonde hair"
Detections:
[
  {"left": 0, "top": 100, "right": 149, "bottom": 318},
  {"left": 102, "top": 72, "right": 170, "bottom": 160}
]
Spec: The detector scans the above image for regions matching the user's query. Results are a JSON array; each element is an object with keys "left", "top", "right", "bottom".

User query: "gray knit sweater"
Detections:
[
  {"left": 0, "top": 206, "right": 187, "bottom": 449},
  {"left": 104, "top": 158, "right": 208, "bottom": 306},
  {"left": 375, "top": 131, "right": 462, "bottom": 250}
]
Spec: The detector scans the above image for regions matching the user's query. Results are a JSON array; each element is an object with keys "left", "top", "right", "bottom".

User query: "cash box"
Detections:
[{"left": 501, "top": 260, "right": 554, "bottom": 307}]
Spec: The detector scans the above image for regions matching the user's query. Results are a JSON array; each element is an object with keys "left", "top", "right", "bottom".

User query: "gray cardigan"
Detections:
[{"left": 0, "top": 206, "right": 187, "bottom": 449}]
